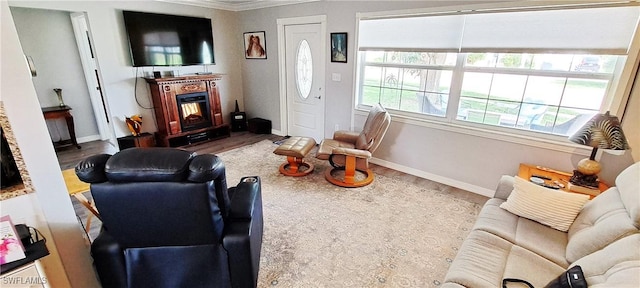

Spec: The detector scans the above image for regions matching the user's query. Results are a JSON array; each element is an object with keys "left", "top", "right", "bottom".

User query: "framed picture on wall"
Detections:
[
  {"left": 244, "top": 31, "right": 267, "bottom": 59},
  {"left": 330, "top": 32, "right": 347, "bottom": 63}
]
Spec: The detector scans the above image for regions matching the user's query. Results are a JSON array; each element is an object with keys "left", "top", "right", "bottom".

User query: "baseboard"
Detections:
[
  {"left": 77, "top": 135, "right": 101, "bottom": 144},
  {"left": 271, "top": 129, "right": 285, "bottom": 136},
  {"left": 370, "top": 157, "right": 495, "bottom": 198}
]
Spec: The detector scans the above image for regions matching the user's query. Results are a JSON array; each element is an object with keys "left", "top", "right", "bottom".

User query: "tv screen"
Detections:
[{"left": 123, "top": 11, "right": 215, "bottom": 67}]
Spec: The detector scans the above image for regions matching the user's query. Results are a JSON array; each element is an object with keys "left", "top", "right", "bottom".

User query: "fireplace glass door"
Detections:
[{"left": 177, "top": 92, "right": 212, "bottom": 132}]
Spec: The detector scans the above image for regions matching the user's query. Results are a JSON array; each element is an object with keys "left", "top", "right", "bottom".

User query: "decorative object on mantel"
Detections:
[
  {"left": 53, "top": 88, "right": 65, "bottom": 107},
  {"left": 568, "top": 111, "right": 629, "bottom": 190},
  {"left": 125, "top": 114, "right": 143, "bottom": 136}
]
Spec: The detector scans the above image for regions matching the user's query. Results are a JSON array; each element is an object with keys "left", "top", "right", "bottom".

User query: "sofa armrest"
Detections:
[
  {"left": 224, "top": 177, "right": 263, "bottom": 288},
  {"left": 75, "top": 153, "right": 112, "bottom": 183},
  {"left": 494, "top": 175, "right": 515, "bottom": 200},
  {"left": 228, "top": 177, "right": 261, "bottom": 221},
  {"left": 333, "top": 130, "right": 360, "bottom": 144},
  {"left": 91, "top": 229, "right": 127, "bottom": 288}
]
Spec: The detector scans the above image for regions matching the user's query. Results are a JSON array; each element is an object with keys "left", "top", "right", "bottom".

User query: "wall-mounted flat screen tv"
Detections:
[{"left": 123, "top": 11, "right": 215, "bottom": 67}]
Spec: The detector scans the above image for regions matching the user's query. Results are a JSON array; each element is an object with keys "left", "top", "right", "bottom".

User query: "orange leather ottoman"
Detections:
[{"left": 273, "top": 136, "right": 316, "bottom": 176}]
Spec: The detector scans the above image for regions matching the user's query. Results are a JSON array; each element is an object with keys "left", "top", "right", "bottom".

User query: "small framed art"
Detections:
[
  {"left": 244, "top": 31, "right": 267, "bottom": 59},
  {"left": 330, "top": 32, "right": 347, "bottom": 63}
]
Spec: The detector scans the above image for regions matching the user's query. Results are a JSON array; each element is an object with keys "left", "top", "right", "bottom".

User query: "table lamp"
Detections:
[{"left": 568, "top": 111, "right": 629, "bottom": 188}]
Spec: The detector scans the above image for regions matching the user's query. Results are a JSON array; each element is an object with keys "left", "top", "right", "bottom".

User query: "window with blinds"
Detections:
[{"left": 356, "top": 5, "right": 640, "bottom": 136}]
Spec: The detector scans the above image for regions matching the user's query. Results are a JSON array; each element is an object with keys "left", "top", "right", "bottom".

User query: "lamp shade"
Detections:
[{"left": 569, "top": 111, "right": 629, "bottom": 150}]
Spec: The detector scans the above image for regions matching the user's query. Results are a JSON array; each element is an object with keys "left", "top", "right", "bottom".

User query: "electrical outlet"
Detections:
[{"left": 335, "top": 124, "right": 340, "bottom": 132}]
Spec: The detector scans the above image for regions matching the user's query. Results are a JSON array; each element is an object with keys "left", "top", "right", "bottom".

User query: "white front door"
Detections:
[{"left": 284, "top": 23, "right": 325, "bottom": 143}]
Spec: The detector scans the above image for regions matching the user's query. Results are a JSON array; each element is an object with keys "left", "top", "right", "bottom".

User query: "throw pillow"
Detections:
[{"left": 500, "top": 176, "right": 590, "bottom": 232}]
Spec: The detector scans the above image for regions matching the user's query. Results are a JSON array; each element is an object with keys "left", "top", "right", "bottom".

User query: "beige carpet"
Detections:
[{"left": 219, "top": 140, "right": 484, "bottom": 287}]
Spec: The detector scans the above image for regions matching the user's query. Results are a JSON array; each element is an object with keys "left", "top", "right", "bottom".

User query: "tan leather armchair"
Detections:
[{"left": 316, "top": 104, "right": 391, "bottom": 187}]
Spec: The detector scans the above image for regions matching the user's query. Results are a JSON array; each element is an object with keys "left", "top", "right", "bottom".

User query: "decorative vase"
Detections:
[{"left": 53, "top": 88, "right": 65, "bottom": 107}]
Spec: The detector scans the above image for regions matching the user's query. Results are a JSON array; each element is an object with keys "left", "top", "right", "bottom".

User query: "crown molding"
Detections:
[{"left": 156, "top": 0, "right": 320, "bottom": 11}]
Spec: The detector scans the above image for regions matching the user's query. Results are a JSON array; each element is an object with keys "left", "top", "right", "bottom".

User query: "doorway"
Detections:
[
  {"left": 70, "top": 12, "right": 114, "bottom": 145},
  {"left": 9, "top": 7, "right": 115, "bottom": 151},
  {"left": 277, "top": 16, "right": 327, "bottom": 143}
]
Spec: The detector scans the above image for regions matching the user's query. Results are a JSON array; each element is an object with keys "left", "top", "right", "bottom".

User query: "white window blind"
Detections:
[
  {"left": 461, "top": 6, "right": 640, "bottom": 54},
  {"left": 358, "top": 6, "right": 640, "bottom": 54},
  {"left": 358, "top": 14, "right": 464, "bottom": 51}
]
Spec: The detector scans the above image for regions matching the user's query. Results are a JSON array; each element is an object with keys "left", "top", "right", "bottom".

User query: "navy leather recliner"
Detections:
[{"left": 75, "top": 147, "right": 263, "bottom": 288}]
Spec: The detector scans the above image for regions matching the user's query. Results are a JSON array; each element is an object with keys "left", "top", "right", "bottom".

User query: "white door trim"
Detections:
[
  {"left": 70, "top": 12, "right": 115, "bottom": 145},
  {"left": 277, "top": 15, "right": 327, "bottom": 137}
]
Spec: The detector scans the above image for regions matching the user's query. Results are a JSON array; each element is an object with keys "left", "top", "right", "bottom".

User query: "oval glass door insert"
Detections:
[{"left": 295, "top": 40, "right": 313, "bottom": 99}]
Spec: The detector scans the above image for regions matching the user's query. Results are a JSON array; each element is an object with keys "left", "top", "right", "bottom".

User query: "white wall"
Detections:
[
  {"left": 239, "top": 1, "right": 468, "bottom": 131},
  {"left": 1, "top": 1, "right": 98, "bottom": 286},
  {"left": 238, "top": 0, "right": 638, "bottom": 195},
  {"left": 3, "top": 0, "right": 243, "bottom": 286},
  {"left": 9, "top": 0, "right": 244, "bottom": 139},
  {"left": 10, "top": 7, "right": 100, "bottom": 142}
]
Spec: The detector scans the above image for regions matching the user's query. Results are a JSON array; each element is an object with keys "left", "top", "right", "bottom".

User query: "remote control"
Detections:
[
  {"left": 532, "top": 174, "right": 552, "bottom": 180},
  {"left": 540, "top": 183, "right": 561, "bottom": 189}
]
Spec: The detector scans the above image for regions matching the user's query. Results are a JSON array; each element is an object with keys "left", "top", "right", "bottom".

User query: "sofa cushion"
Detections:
[
  {"left": 500, "top": 177, "right": 589, "bottom": 232},
  {"left": 570, "top": 234, "right": 640, "bottom": 287},
  {"left": 443, "top": 230, "right": 565, "bottom": 287},
  {"left": 315, "top": 139, "right": 355, "bottom": 160},
  {"left": 616, "top": 162, "right": 640, "bottom": 229},
  {"left": 473, "top": 198, "right": 569, "bottom": 267},
  {"left": 566, "top": 186, "right": 638, "bottom": 263}
]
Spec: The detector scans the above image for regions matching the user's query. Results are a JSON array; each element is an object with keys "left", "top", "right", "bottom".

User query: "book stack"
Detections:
[{"left": 567, "top": 182, "right": 600, "bottom": 197}]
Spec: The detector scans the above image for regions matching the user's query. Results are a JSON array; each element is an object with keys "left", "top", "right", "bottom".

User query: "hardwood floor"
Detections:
[{"left": 56, "top": 131, "right": 284, "bottom": 170}]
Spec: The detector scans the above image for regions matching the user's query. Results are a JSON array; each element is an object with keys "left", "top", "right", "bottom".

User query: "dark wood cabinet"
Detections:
[
  {"left": 117, "top": 132, "right": 155, "bottom": 150},
  {"left": 144, "top": 75, "right": 230, "bottom": 147}
]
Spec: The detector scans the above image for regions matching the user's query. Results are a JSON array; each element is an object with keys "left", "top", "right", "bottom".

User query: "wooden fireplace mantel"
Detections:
[{"left": 145, "top": 74, "right": 230, "bottom": 147}]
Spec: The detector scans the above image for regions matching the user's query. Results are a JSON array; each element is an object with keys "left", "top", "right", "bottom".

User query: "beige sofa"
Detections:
[{"left": 443, "top": 162, "right": 640, "bottom": 287}]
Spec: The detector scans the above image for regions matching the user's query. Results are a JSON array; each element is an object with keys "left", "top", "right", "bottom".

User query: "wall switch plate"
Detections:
[{"left": 331, "top": 73, "right": 341, "bottom": 81}]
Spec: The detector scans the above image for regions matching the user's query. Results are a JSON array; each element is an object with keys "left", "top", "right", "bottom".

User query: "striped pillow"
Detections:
[{"left": 500, "top": 176, "right": 590, "bottom": 232}]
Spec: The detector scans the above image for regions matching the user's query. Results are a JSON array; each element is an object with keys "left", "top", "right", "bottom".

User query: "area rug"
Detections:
[{"left": 218, "top": 140, "right": 483, "bottom": 287}]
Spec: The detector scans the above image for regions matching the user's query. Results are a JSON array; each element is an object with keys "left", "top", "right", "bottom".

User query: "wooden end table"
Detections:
[
  {"left": 42, "top": 105, "right": 81, "bottom": 150},
  {"left": 518, "top": 163, "right": 609, "bottom": 198}
]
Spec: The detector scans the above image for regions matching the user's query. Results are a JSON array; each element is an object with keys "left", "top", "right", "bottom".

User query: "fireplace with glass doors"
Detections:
[{"left": 145, "top": 75, "right": 230, "bottom": 147}]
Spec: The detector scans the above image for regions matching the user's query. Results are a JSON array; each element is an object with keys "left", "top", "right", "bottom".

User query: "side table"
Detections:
[
  {"left": 42, "top": 105, "right": 81, "bottom": 150},
  {"left": 117, "top": 132, "right": 155, "bottom": 150},
  {"left": 518, "top": 163, "right": 609, "bottom": 198}
]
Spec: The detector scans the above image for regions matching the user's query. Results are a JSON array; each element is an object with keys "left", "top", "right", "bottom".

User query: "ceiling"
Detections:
[{"left": 157, "top": 0, "right": 320, "bottom": 11}]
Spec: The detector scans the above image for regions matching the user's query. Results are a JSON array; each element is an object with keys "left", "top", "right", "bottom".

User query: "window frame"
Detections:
[{"left": 353, "top": 1, "right": 640, "bottom": 154}]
